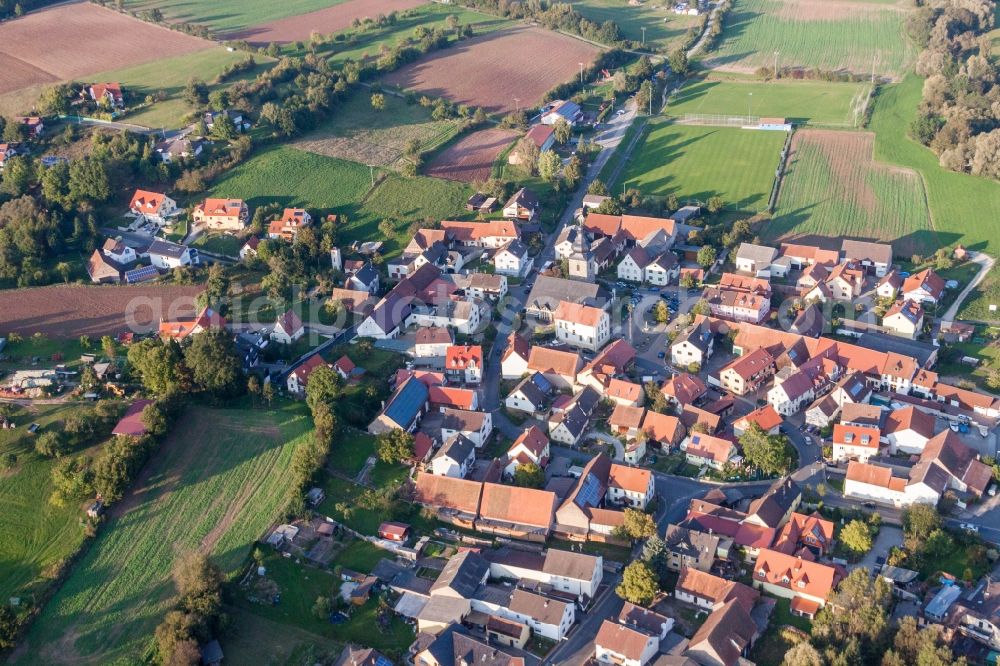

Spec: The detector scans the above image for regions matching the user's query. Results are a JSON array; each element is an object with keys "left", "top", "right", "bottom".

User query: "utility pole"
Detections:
[
  {"left": 774, "top": 51, "right": 779, "bottom": 79},
  {"left": 368, "top": 165, "right": 375, "bottom": 187},
  {"left": 579, "top": 62, "right": 585, "bottom": 84},
  {"left": 514, "top": 97, "right": 520, "bottom": 113},
  {"left": 748, "top": 92, "right": 752, "bottom": 124},
  {"left": 641, "top": 26, "right": 646, "bottom": 47}
]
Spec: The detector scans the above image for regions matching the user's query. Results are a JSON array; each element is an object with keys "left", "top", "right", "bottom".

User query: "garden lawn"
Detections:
[
  {"left": 209, "top": 146, "right": 472, "bottom": 258},
  {"left": 705, "top": 0, "right": 915, "bottom": 79},
  {"left": 613, "top": 120, "right": 785, "bottom": 213},
  {"left": 229, "top": 545, "right": 414, "bottom": 657},
  {"left": 569, "top": 0, "right": 702, "bottom": 51},
  {"left": 328, "top": 430, "right": 377, "bottom": 477},
  {"left": 17, "top": 402, "right": 313, "bottom": 665},
  {"left": 123, "top": 0, "right": 349, "bottom": 34},
  {"left": 750, "top": 598, "right": 811, "bottom": 666},
  {"left": 87, "top": 48, "right": 275, "bottom": 129},
  {"left": 0, "top": 404, "right": 101, "bottom": 602},
  {"left": 666, "top": 77, "right": 871, "bottom": 126}
]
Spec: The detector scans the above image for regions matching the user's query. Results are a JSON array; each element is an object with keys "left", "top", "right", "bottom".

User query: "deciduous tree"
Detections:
[{"left": 616, "top": 561, "right": 658, "bottom": 606}]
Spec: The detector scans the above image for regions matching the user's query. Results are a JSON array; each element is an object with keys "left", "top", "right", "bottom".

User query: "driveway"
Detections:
[
  {"left": 853, "top": 525, "right": 903, "bottom": 573},
  {"left": 941, "top": 250, "right": 995, "bottom": 323},
  {"left": 586, "top": 431, "right": 624, "bottom": 461}
]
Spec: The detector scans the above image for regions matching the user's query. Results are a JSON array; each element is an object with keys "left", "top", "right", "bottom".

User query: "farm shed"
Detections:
[
  {"left": 111, "top": 399, "right": 154, "bottom": 437},
  {"left": 378, "top": 522, "right": 411, "bottom": 542}
]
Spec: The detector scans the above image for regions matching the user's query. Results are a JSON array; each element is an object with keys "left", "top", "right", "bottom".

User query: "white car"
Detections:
[
  {"left": 960, "top": 523, "right": 980, "bottom": 533},
  {"left": 615, "top": 109, "right": 626, "bottom": 116}
]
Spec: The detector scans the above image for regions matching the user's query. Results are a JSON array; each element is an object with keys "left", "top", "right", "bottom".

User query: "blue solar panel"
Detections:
[
  {"left": 384, "top": 378, "right": 429, "bottom": 427},
  {"left": 125, "top": 266, "right": 159, "bottom": 283},
  {"left": 692, "top": 435, "right": 701, "bottom": 445},
  {"left": 849, "top": 382, "right": 864, "bottom": 397},
  {"left": 574, "top": 473, "right": 603, "bottom": 509}
]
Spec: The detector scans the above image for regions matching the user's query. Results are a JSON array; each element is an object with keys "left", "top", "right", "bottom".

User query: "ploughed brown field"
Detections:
[
  {"left": 230, "top": 0, "right": 427, "bottom": 44},
  {"left": 425, "top": 128, "right": 519, "bottom": 182},
  {"left": 0, "top": 1, "right": 211, "bottom": 95},
  {"left": 0, "top": 284, "right": 205, "bottom": 338},
  {"left": 381, "top": 26, "right": 600, "bottom": 114}
]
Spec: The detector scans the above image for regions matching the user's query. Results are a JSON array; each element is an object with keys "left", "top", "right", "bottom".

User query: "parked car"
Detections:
[
  {"left": 960, "top": 523, "right": 980, "bottom": 533},
  {"left": 657, "top": 351, "right": 666, "bottom": 359}
]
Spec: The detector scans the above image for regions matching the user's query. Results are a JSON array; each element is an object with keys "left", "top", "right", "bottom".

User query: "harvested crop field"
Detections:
[
  {"left": 233, "top": 0, "right": 428, "bottom": 44},
  {"left": 0, "top": 2, "right": 212, "bottom": 96},
  {"left": 426, "top": 128, "right": 519, "bottom": 182},
  {"left": 768, "top": 129, "right": 934, "bottom": 255},
  {"left": 0, "top": 284, "right": 204, "bottom": 339},
  {"left": 381, "top": 26, "right": 600, "bottom": 113}
]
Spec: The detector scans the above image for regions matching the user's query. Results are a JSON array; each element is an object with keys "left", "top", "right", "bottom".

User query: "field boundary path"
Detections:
[{"left": 940, "top": 250, "right": 996, "bottom": 323}]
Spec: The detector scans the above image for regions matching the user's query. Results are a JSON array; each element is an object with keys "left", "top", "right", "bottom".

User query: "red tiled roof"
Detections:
[
  {"left": 608, "top": 463, "right": 651, "bottom": 494},
  {"left": 129, "top": 189, "right": 167, "bottom": 214},
  {"left": 479, "top": 483, "right": 557, "bottom": 528},
  {"left": 413, "top": 472, "right": 483, "bottom": 514},
  {"left": 902, "top": 268, "right": 945, "bottom": 300},
  {"left": 661, "top": 373, "right": 706, "bottom": 405},
  {"left": 527, "top": 346, "right": 580, "bottom": 378},
  {"left": 509, "top": 425, "right": 548, "bottom": 458},
  {"left": 753, "top": 548, "right": 838, "bottom": 601},
  {"left": 595, "top": 620, "right": 653, "bottom": 662},
  {"left": 445, "top": 345, "right": 483, "bottom": 370},
  {"left": 111, "top": 399, "right": 154, "bottom": 437},
  {"left": 735, "top": 405, "right": 783, "bottom": 432},
  {"left": 553, "top": 301, "right": 606, "bottom": 328},
  {"left": 833, "top": 424, "right": 880, "bottom": 449},
  {"left": 641, "top": 411, "right": 682, "bottom": 444}
]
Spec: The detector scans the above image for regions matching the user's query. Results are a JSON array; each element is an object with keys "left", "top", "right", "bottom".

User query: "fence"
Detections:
[{"left": 679, "top": 113, "right": 760, "bottom": 127}]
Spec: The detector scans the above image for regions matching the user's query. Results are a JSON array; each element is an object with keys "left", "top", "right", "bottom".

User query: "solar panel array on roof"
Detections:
[
  {"left": 850, "top": 383, "right": 864, "bottom": 397},
  {"left": 125, "top": 265, "right": 158, "bottom": 284},
  {"left": 574, "top": 473, "right": 603, "bottom": 509},
  {"left": 374, "top": 656, "right": 393, "bottom": 666},
  {"left": 692, "top": 435, "right": 701, "bottom": 444},
  {"left": 384, "top": 379, "right": 429, "bottom": 428}
]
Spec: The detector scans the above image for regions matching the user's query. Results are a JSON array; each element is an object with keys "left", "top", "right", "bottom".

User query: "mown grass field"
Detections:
[
  {"left": 293, "top": 89, "right": 462, "bottom": 170},
  {"left": 768, "top": 129, "right": 934, "bottom": 256},
  {"left": 86, "top": 48, "right": 275, "bottom": 130},
  {"left": 705, "top": 0, "right": 915, "bottom": 79},
  {"left": 864, "top": 75, "right": 1000, "bottom": 320},
  {"left": 665, "top": 76, "right": 871, "bottom": 126},
  {"left": 613, "top": 121, "right": 786, "bottom": 212},
  {"left": 569, "top": 0, "right": 702, "bottom": 51},
  {"left": 123, "top": 0, "right": 348, "bottom": 33},
  {"left": 0, "top": 404, "right": 100, "bottom": 603},
  {"left": 17, "top": 403, "right": 313, "bottom": 665},
  {"left": 210, "top": 145, "right": 472, "bottom": 257}
]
